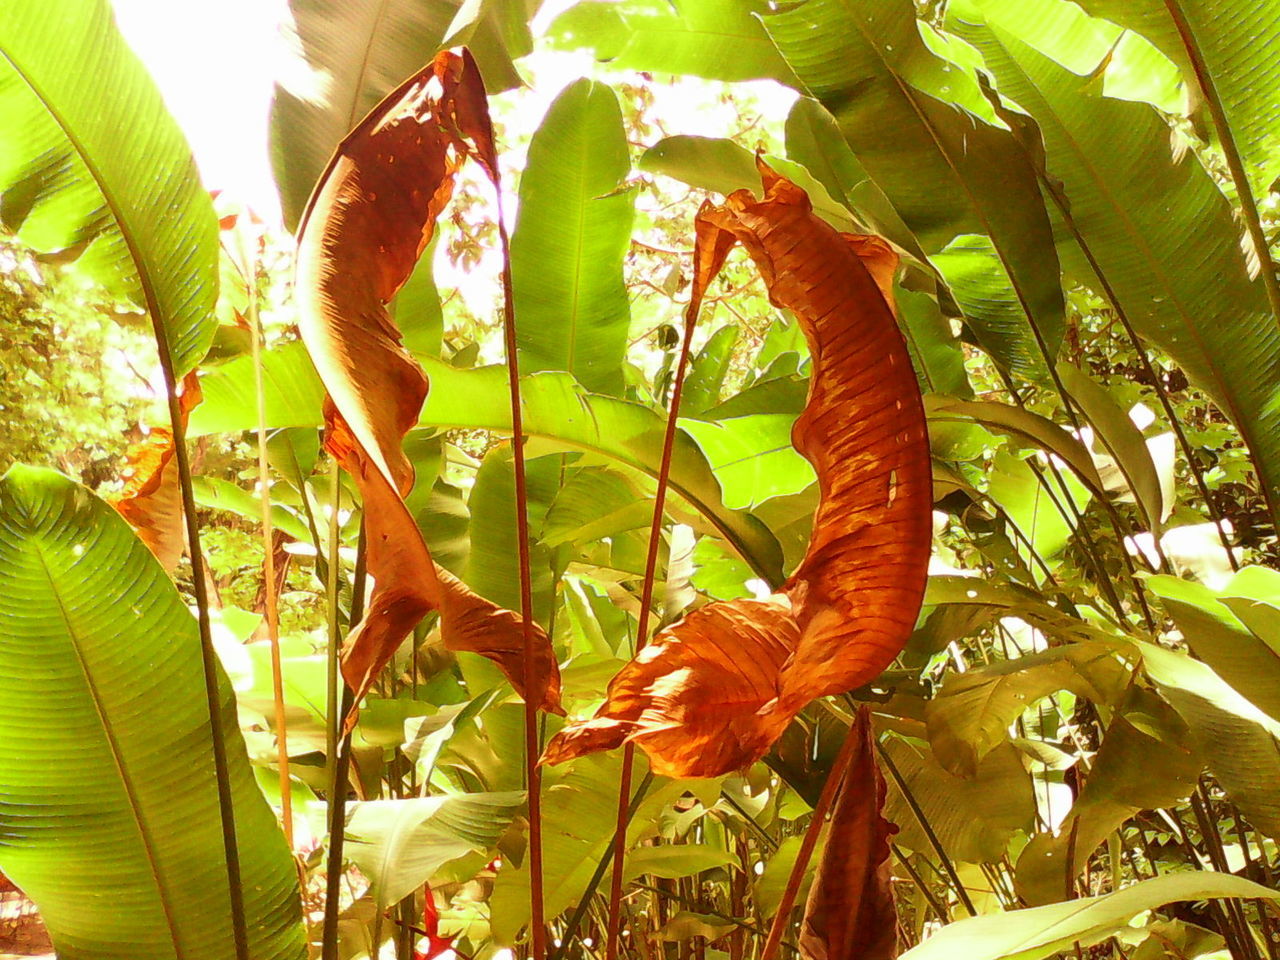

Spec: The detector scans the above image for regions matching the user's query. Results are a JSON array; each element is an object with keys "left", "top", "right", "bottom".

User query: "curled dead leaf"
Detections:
[
  {"left": 295, "top": 49, "right": 561, "bottom": 718},
  {"left": 113, "top": 372, "right": 201, "bottom": 572},
  {"left": 543, "top": 161, "right": 930, "bottom": 777},
  {"left": 799, "top": 708, "right": 899, "bottom": 960}
]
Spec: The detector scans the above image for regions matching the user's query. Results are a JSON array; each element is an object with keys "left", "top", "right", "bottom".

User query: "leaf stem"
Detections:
[
  {"left": 605, "top": 237, "right": 706, "bottom": 960},
  {"left": 494, "top": 195, "right": 547, "bottom": 958},
  {"left": 874, "top": 736, "right": 978, "bottom": 918},
  {"left": 146, "top": 281, "right": 249, "bottom": 960},
  {"left": 247, "top": 243, "right": 294, "bottom": 850},
  {"left": 759, "top": 713, "right": 861, "bottom": 960}
]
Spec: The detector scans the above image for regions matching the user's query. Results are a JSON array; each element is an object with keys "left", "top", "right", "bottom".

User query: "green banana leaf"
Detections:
[
  {"left": 546, "top": 0, "right": 798, "bottom": 84},
  {"left": 1074, "top": 0, "right": 1280, "bottom": 199},
  {"left": 512, "top": 79, "right": 634, "bottom": 394},
  {"left": 901, "top": 871, "right": 1280, "bottom": 959},
  {"left": 270, "top": 0, "right": 533, "bottom": 229},
  {"left": 761, "top": 0, "right": 1066, "bottom": 371},
  {"left": 951, "top": 0, "right": 1280, "bottom": 526},
  {"left": 343, "top": 792, "right": 524, "bottom": 912},
  {"left": 0, "top": 465, "right": 305, "bottom": 960},
  {"left": 189, "top": 344, "right": 785, "bottom": 584},
  {"left": 0, "top": 0, "right": 217, "bottom": 376}
]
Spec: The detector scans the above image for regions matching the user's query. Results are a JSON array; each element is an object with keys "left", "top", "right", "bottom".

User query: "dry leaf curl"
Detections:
[
  {"left": 295, "top": 50, "right": 560, "bottom": 716},
  {"left": 543, "top": 161, "right": 930, "bottom": 777}
]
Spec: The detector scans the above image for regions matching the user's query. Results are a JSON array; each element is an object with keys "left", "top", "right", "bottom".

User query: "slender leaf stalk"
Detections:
[
  {"left": 892, "top": 845, "right": 950, "bottom": 922},
  {"left": 759, "top": 717, "right": 860, "bottom": 960},
  {"left": 246, "top": 247, "right": 294, "bottom": 849},
  {"left": 493, "top": 198, "right": 546, "bottom": 959},
  {"left": 320, "top": 689, "right": 356, "bottom": 960},
  {"left": 325, "top": 458, "right": 342, "bottom": 792},
  {"left": 604, "top": 269, "right": 705, "bottom": 960},
  {"left": 145, "top": 289, "right": 249, "bottom": 960},
  {"left": 874, "top": 737, "right": 978, "bottom": 917},
  {"left": 1043, "top": 185, "right": 1240, "bottom": 567},
  {"left": 321, "top": 523, "right": 365, "bottom": 960}
]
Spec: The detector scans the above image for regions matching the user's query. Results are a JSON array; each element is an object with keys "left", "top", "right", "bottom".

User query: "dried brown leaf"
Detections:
[
  {"left": 113, "top": 373, "right": 201, "bottom": 572},
  {"left": 543, "top": 160, "right": 930, "bottom": 777},
  {"left": 295, "top": 49, "right": 560, "bottom": 717},
  {"left": 798, "top": 708, "right": 899, "bottom": 960}
]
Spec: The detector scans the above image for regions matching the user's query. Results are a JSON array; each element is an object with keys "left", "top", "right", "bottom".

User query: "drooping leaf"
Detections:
[
  {"left": 1147, "top": 572, "right": 1280, "bottom": 722},
  {"left": 761, "top": 0, "right": 1066, "bottom": 370},
  {"left": 343, "top": 792, "right": 523, "bottom": 911},
  {"left": 111, "top": 374, "right": 202, "bottom": 571},
  {"left": 271, "top": 0, "right": 531, "bottom": 229},
  {"left": 0, "top": 0, "right": 218, "bottom": 375},
  {"left": 293, "top": 50, "right": 559, "bottom": 716},
  {"left": 951, "top": 0, "right": 1280, "bottom": 526},
  {"left": 543, "top": 163, "right": 932, "bottom": 777},
  {"left": 1014, "top": 687, "right": 1200, "bottom": 906},
  {"left": 1136, "top": 639, "right": 1280, "bottom": 838},
  {"left": 882, "top": 735, "right": 1033, "bottom": 864},
  {"left": 1057, "top": 360, "right": 1166, "bottom": 532},
  {"left": 799, "top": 708, "right": 899, "bottom": 960},
  {"left": 900, "top": 871, "right": 1280, "bottom": 960},
  {"left": 0, "top": 466, "right": 305, "bottom": 960},
  {"left": 925, "top": 643, "right": 1130, "bottom": 778},
  {"left": 546, "top": 0, "right": 798, "bottom": 84},
  {"left": 511, "top": 79, "right": 633, "bottom": 394},
  {"left": 189, "top": 343, "right": 785, "bottom": 584},
  {"left": 925, "top": 396, "right": 1105, "bottom": 497}
]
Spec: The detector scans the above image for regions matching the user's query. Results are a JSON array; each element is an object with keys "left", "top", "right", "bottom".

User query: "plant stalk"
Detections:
[
  {"left": 759, "top": 714, "right": 862, "bottom": 960},
  {"left": 146, "top": 304, "right": 249, "bottom": 960},
  {"left": 604, "top": 257, "right": 705, "bottom": 960},
  {"left": 247, "top": 250, "right": 294, "bottom": 849},
  {"left": 875, "top": 737, "right": 978, "bottom": 917},
  {"left": 494, "top": 202, "right": 546, "bottom": 959},
  {"left": 325, "top": 458, "right": 342, "bottom": 793}
]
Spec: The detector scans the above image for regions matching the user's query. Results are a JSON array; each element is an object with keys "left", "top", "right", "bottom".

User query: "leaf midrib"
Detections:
[
  {"left": 0, "top": 43, "right": 183, "bottom": 374},
  {"left": 31, "top": 537, "right": 186, "bottom": 957}
]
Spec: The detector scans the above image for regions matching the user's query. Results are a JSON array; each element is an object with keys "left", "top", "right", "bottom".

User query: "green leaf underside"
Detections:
[
  {"left": 0, "top": 465, "right": 304, "bottom": 960},
  {"left": 0, "top": 0, "right": 218, "bottom": 375}
]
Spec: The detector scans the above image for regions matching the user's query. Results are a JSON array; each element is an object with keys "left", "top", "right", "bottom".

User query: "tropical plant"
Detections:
[{"left": 1, "top": 0, "right": 1280, "bottom": 959}]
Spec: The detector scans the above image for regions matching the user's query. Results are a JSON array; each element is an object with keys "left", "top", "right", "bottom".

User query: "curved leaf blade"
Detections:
[
  {"left": 0, "top": 0, "right": 218, "bottom": 375},
  {"left": 544, "top": 165, "right": 932, "bottom": 777},
  {"left": 512, "top": 79, "right": 634, "bottom": 394},
  {"left": 0, "top": 465, "right": 305, "bottom": 960}
]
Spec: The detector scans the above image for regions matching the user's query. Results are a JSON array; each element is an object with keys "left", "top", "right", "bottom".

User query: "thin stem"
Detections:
[
  {"left": 320, "top": 689, "right": 356, "bottom": 960},
  {"left": 875, "top": 738, "right": 978, "bottom": 917},
  {"left": 494, "top": 204, "right": 545, "bottom": 959},
  {"left": 147, "top": 309, "right": 248, "bottom": 959},
  {"left": 248, "top": 254, "right": 293, "bottom": 849},
  {"left": 1042, "top": 169, "right": 1240, "bottom": 567},
  {"left": 548, "top": 773, "right": 655, "bottom": 960},
  {"left": 720, "top": 789, "right": 779, "bottom": 851},
  {"left": 759, "top": 716, "right": 862, "bottom": 960},
  {"left": 605, "top": 275, "right": 703, "bottom": 960},
  {"left": 633, "top": 882, "right": 784, "bottom": 947},
  {"left": 325, "top": 459, "right": 342, "bottom": 793},
  {"left": 892, "top": 845, "right": 949, "bottom": 923}
]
